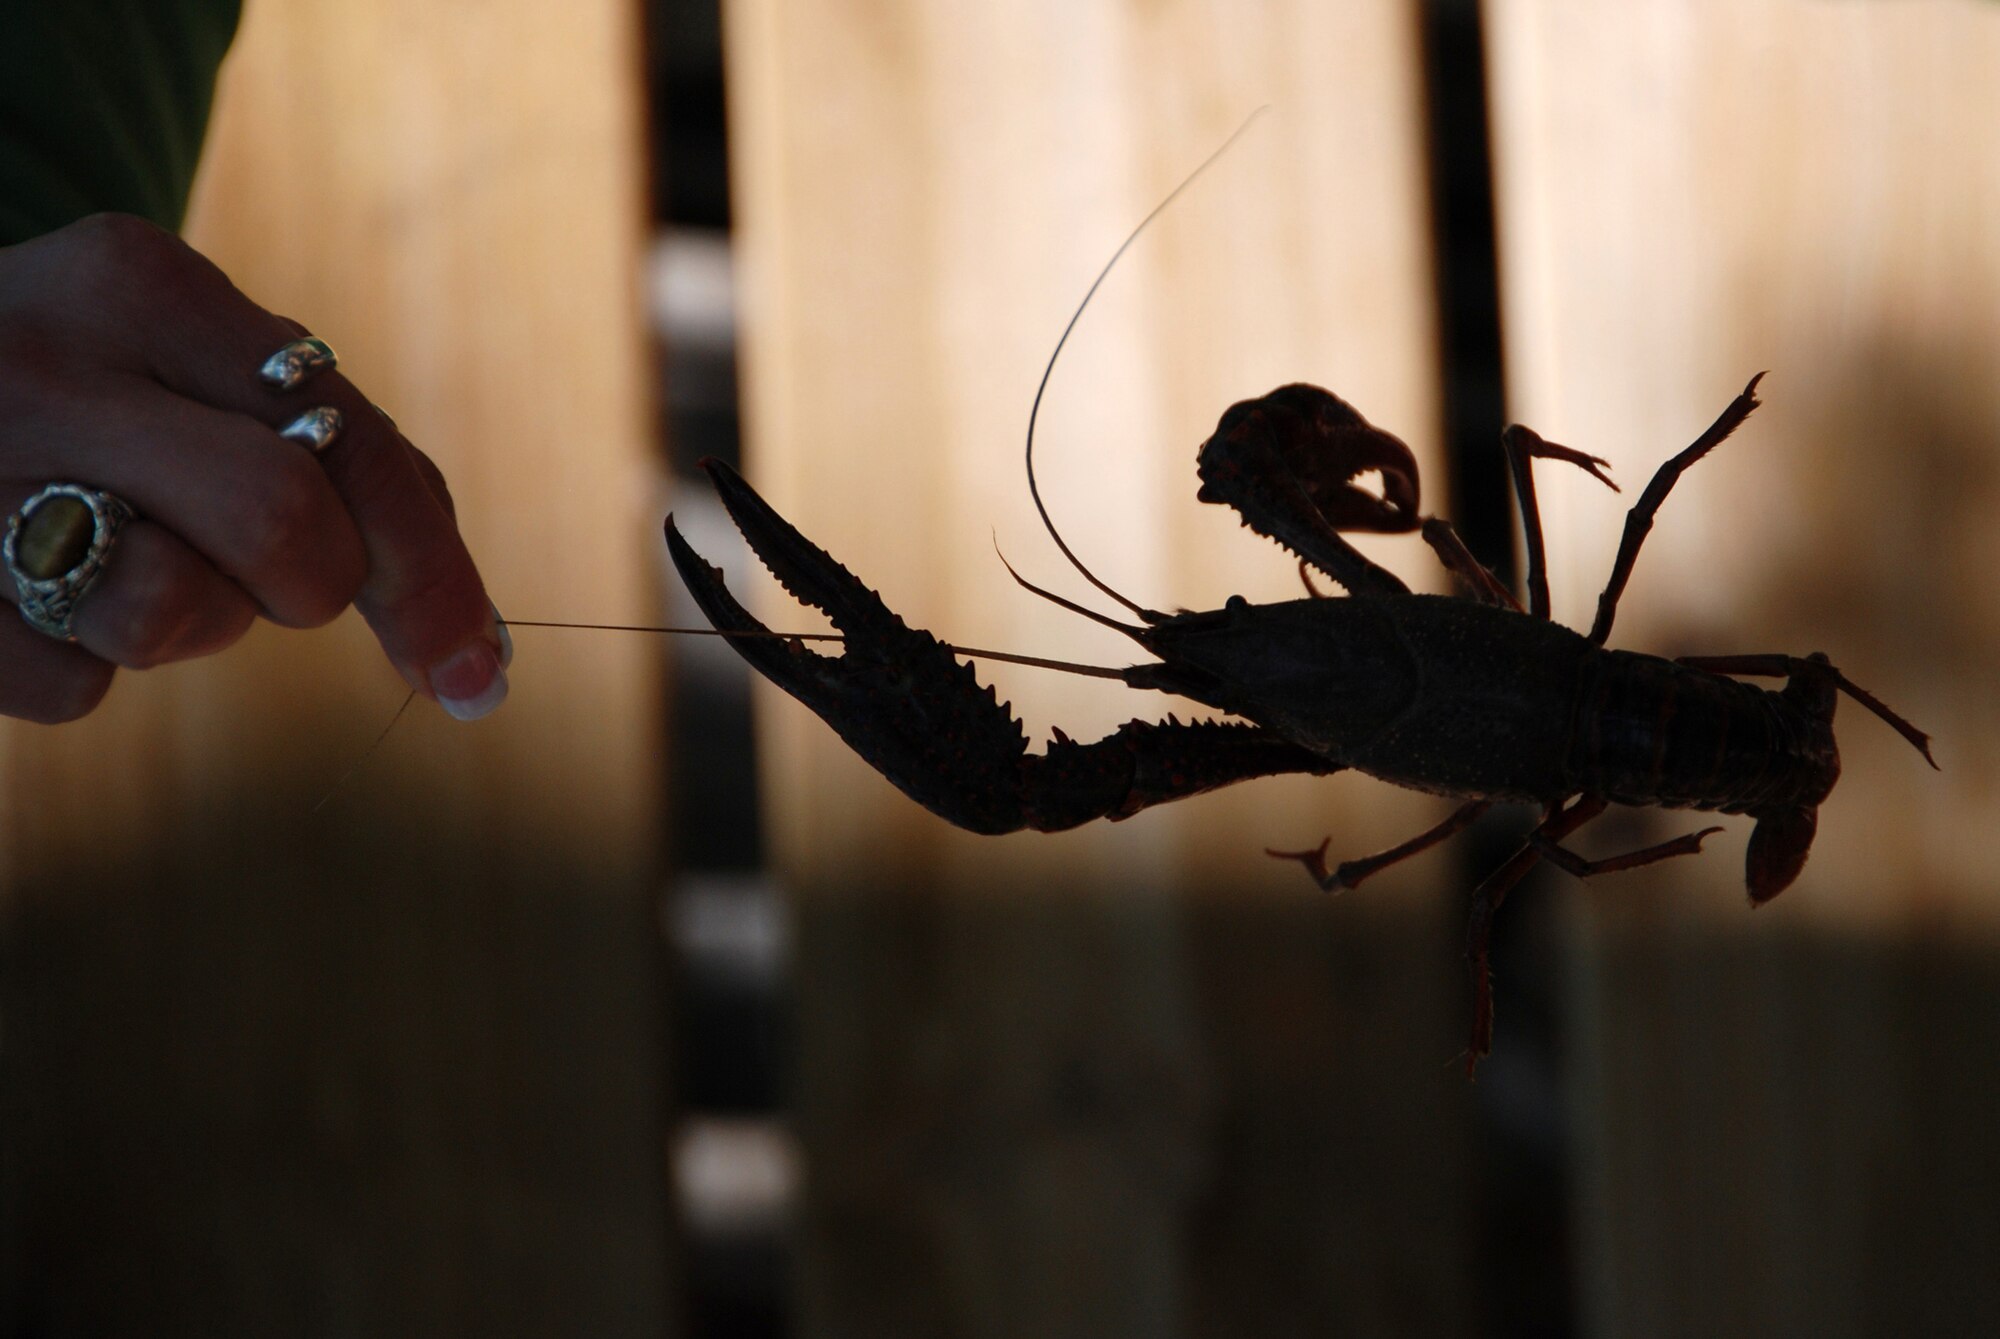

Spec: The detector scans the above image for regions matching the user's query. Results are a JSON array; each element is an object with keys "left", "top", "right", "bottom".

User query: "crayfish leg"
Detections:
[
  {"left": 1499, "top": 424, "right": 1619, "bottom": 622},
  {"left": 1588, "top": 374, "right": 1766, "bottom": 645},
  {"left": 1464, "top": 795, "right": 1607, "bottom": 1075},
  {"left": 1419, "top": 518, "right": 1520, "bottom": 611},
  {"left": 1269, "top": 798, "right": 1493, "bottom": 893}
]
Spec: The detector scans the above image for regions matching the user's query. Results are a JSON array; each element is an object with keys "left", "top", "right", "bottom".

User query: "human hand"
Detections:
[{"left": 0, "top": 213, "right": 509, "bottom": 723}]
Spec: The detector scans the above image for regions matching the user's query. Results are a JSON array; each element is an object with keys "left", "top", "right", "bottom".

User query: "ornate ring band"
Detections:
[
  {"left": 4, "top": 483, "right": 136, "bottom": 641},
  {"left": 279, "top": 405, "right": 344, "bottom": 453},
  {"left": 259, "top": 336, "right": 338, "bottom": 391}
]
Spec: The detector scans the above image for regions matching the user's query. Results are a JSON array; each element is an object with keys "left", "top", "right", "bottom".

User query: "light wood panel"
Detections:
[
  {"left": 1485, "top": 2, "right": 2000, "bottom": 1333},
  {"left": 0, "top": 3, "right": 670, "bottom": 1334},
  {"left": 725, "top": 2, "right": 1475, "bottom": 1334},
  {"left": 728, "top": 1, "right": 1453, "bottom": 896}
]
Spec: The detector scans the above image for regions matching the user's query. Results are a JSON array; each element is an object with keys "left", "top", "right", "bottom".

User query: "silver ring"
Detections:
[
  {"left": 259, "top": 336, "right": 337, "bottom": 391},
  {"left": 4, "top": 483, "right": 136, "bottom": 641},
  {"left": 279, "top": 405, "right": 344, "bottom": 453}
]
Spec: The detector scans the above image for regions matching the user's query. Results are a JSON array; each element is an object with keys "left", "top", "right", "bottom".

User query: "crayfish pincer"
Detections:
[{"left": 667, "top": 372, "right": 1936, "bottom": 1074}]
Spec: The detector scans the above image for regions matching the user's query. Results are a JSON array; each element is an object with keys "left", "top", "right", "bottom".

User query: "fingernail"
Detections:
[
  {"left": 279, "top": 406, "right": 344, "bottom": 453},
  {"left": 430, "top": 641, "right": 508, "bottom": 721},
  {"left": 490, "top": 602, "right": 513, "bottom": 668},
  {"left": 259, "top": 336, "right": 338, "bottom": 390}
]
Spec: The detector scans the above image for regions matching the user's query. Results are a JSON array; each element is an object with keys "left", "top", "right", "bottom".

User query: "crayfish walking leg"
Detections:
[
  {"left": 1268, "top": 800, "right": 1494, "bottom": 893},
  {"left": 1587, "top": 374, "right": 1766, "bottom": 645},
  {"left": 1260, "top": 379, "right": 1770, "bottom": 1073},
  {"left": 1462, "top": 796, "right": 1724, "bottom": 1073}
]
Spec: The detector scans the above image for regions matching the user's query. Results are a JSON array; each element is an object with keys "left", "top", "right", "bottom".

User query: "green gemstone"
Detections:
[{"left": 16, "top": 496, "right": 94, "bottom": 580}]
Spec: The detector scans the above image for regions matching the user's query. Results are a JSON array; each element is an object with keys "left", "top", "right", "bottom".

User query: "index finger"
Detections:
[
  {"left": 86, "top": 222, "right": 510, "bottom": 718},
  {"left": 316, "top": 387, "right": 511, "bottom": 720}
]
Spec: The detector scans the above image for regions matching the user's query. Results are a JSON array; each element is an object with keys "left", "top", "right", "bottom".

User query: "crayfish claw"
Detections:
[
  {"left": 697, "top": 458, "right": 909, "bottom": 640},
  {"left": 672, "top": 464, "right": 1345, "bottom": 839},
  {"left": 668, "top": 471, "right": 1037, "bottom": 836},
  {"left": 1195, "top": 384, "right": 1415, "bottom": 597}
]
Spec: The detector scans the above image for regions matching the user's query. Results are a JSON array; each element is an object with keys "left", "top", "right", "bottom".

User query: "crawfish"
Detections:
[
  {"left": 668, "top": 373, "right": 1933, "bottom": 1069},
  {"left": 666, "top": 143, "right": 1935, "bottom": 1071}
]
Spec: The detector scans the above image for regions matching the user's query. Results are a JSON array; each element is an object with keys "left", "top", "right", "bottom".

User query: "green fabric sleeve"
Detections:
[{"left": 0, "top": 0, "right": 242, "bottom": 244}]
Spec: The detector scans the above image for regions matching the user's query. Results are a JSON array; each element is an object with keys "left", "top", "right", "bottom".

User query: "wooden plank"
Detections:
[
  {"left": 724, "top": 2, "right": 1475, "bottom": 1333},
  {"left": 0, "top": 3, "right": 670, "bottom": 1334},
  {"left": 1485, "top": 2, "right": 2000, "bottom": 1333}
]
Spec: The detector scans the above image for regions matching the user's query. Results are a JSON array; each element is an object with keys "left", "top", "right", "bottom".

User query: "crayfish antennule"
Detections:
[{"left": 991, "top": 540, "right": 1152, "bottom": 640}]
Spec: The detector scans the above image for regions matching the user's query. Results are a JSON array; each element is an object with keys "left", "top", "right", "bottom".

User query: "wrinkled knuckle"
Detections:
[
  {"left": 66, "top": 212, "right": 197, "bottom": 292},
  {"left": 237, "top": 467, "right": 360, "bottom": 626},
  {"left": 0, "top": 326, "right": 78, "bottom": 418},
  {"left": 275, "top": 570, "right": 359, "bottom": 629},
  {"left": 332, "top": 439, "right": 411, "bottom": 519},
  {"left": 236, "top": 463, "right": 328, "bottom": 573}
]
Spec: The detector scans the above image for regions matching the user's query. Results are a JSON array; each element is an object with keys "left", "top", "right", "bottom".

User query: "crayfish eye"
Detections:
[{"left": 1225, "top": 594, "right": 1249, "bottom": 612}]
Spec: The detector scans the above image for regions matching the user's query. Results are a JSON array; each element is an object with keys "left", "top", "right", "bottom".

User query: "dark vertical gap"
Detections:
[
  {"left": 651, "top": 0, "right": 732, "bottom": 231},
  {"left": 1423, "top": 0, "right": 1512, "bottom": 586},
  {"left": 1420, "top": 4, "right": 1576, "bottom": 1339},
  {"left": 650, "top": 2, "right": 791, "bottom": 1336}
]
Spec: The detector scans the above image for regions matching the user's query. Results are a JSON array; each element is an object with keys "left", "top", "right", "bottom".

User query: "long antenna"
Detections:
[
  {"left": 501, "top": 619, "right": 1127, "bottom": 680},
  {"left": 315, "top": 616, "right": 1125, "bottom": 814},
  {"left": 1025, "top": 105, "right": 1270, "bottom": 621},
  {"left": 501, "top": 619, "right": 844, "bottom": 640}
]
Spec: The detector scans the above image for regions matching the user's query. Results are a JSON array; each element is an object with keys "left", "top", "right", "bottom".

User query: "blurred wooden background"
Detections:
[{"left": 0, "top": 3, "right": 670, "bottom": 1335}]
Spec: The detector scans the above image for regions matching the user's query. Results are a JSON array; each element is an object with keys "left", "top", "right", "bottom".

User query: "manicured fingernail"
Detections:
[
  {"left": 490, "top": 602, "right": 513, "bottom": 668},
  {"left": 279, "top": 406, "right": 344, "bottom": 453},
  {"left": 430, "top": 641, "right": 508, "bottom": 721},
  {"left": 260, "top": 336, "right": 338, "bottom": 390}
]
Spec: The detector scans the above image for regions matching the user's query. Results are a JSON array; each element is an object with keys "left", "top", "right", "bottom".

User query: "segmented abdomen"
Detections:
[{"left": 1566, "top": 650, "right": 1838, "bottom": 814}]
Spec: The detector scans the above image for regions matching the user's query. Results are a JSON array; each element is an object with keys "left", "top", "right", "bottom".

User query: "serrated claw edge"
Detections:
[{"left": 699, "top": 458, "right": 908, "bottom": 641}]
